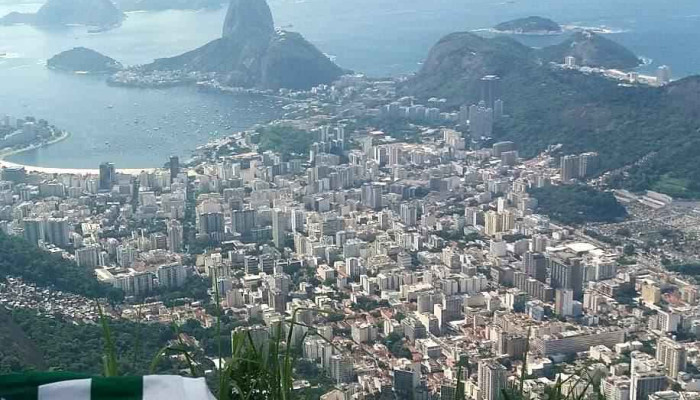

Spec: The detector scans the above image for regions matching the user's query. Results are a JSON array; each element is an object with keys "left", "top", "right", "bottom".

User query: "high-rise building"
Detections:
[
  {"left": 150, "top": 232, "right": 168, "bottom": 250},
  {"left": 157, "top": 263, "right": 187, "bottom": 288},
  {"left": 99, "top": 162, "right": 116, "bottom": 191},
  {"left": 169, "top": 156, "right": 180, "bottom": 183},
  {"left": 469, "top": 103, "right": 494, "bottom": 138},
  {"left": 477, "top": 359, "right": 507, "bottom": 400},
  {"left": 524, "top": 252, "right": 547, "bottom": 282},
  {"left": 480, "top": 75, "right": 501, "bottom": 109},
  {"left": 198, "top": 210, "right": 225, "bottom": 242},
  {"left": 641, "top": 282, "right": 661, "bottom": 306},
  {"left": 291, "top": 209, "right": 305, "bottom": 233},
  {"left": 400, "top": 202, "right": 418, "bottom": 227},
  {"left": 484, "top": 211, "right": 503, "bottom": 236},
  {"left": 549, "top": 255, "right": 584, "bottom": 299},
  {"left": 630, "top": 355, "right": 668, "bottom": 400},
  {"left": 579, "top": 152, "right": 599, "bottom": 178},
  {"left": 75, "top": 244, "right": 100, "bottom": 268},
  {"left": 132, "top": 271, "right": 154, "bottom": 296},
  {"left": 45, "top": 217, "right": 70, "bottom": 247},
  {"left": 492, "top": 141, "right": 516, "bottom": 158},
  {"left": 167, "top": 219, "right": 183, "bottom": 252},
  {"left": 271, "top": 208, "right": 287, "bottom": 249},
  {"left": 555, "top": 288, "right": 574, "bottom": 317},
  {"left": 329, "top": 355, "right": 355, "bottom": 384},
  {"left": 232, "top": 209, "right": 257, "bottom": 236},
  {"left": 393, "top": 361, "right": 421, "bottom": 398},
  {"left": 560, "top": 155, "right": 580, "bottom": 182},
  {"left": 656, "top": 65, "right": 672, "bottom": 86},
  {"left": 656, "top": 338, "right": 686, "bottom": 379},
  {"left": 601, "top": 377, "right": 630, "bottom": 400},
  {"left": 361, "top": 183, "right": 383, "bottom": 210},
  {"left": 117, "top": 245, "right": 137, "bottom": 267},
  {"left": 493, "top": 99, "right": 504, "bottom": 119},
  {"left": 565, "top": 56, "right": 576, "bottom": 68},
  {"left": 22, "top": 217, "right": 44, "bottom": 246}
]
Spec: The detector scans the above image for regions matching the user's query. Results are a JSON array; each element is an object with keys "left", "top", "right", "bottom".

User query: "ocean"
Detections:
[{"left": 1, "top": 0, "right": 699, "bottom": 168}]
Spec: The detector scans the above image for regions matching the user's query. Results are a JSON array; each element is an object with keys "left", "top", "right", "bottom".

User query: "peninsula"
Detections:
[{"left": 0, "top": 116, "right": 70, "bottom": 160}]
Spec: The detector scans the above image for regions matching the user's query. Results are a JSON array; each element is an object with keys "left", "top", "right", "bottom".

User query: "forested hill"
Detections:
[
  {"left": 403, "top": 31, "right": 700, "bottom": 198},
  {"left": 0, "top": 231, "right": 117, "bottom": 299},
  {"left": 0, "top": 308, "right": 178, "bottom": 374}
]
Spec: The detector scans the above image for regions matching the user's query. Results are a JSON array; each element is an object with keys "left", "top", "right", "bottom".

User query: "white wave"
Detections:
[{"left": 561, "top": 24, "right": 629, "bottom": 34}]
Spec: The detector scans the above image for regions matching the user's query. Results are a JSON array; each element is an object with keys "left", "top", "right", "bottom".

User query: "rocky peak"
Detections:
[{"left": 222, "top": 0, "right": 274, "bottom": 40}]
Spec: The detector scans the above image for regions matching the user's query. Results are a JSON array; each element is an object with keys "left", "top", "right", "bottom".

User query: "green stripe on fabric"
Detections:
[
  {"left": 0, "top": 372, "right": 89, "bottom": 400},
  {"left": 91, "top": 376, "right": 143, "bottom": 400}
]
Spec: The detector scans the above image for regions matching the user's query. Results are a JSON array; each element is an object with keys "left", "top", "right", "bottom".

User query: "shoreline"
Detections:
[
  {"left": 0, "top": 131, "right": 155, "bottom": 175},
  {"left": 0, "top": 129, "right": 70, "bottom": 160}
]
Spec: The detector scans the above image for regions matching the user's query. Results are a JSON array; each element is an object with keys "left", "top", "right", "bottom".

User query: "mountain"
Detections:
[
  {"left": 403, "top": 30, "right": 700, "bottom": 198},
  {"left": 114, "top": 0, "right": 223, "bottom": 11},
  {"left": 494, "top": 16, "right": 562, "bottom": 34},
  {"left": 405, "top": 32, "right": 535, "bottom": 103},
  {"left": 140, "top": 0, "right": 344, "bottom": 90},
  {"left": 48, "top": 47, "right": 123, "bottom": 73},
  {"left": 0, "top": 0, "right": 124, "bottom": 27},
  {"left": 539, "top": 31, "right": 641, "bottom": 69}
]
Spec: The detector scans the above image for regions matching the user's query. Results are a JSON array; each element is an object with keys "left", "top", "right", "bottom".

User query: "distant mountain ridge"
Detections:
[
  {"left": 138, "top": 0, "right": 344, "bottom": 90},
  {"left": 0, "top": 0, "right": 124, "bottom": 27},
  {"left": 114, "top": 0, "right": 223, "bottom": 11}
]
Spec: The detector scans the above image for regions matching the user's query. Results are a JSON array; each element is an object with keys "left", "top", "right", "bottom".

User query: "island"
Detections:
[
  {"left": 47, "top": 47, "right": 123, "bottom": 74},
  {"left": 0, "top": 0, "right": 124, "bottom": 28},
  {"left": 109, "top": 0, "right": 344, "bottom": 90},
  {"left": 493, "top": 16, "right": 562, "bottom": 34}
]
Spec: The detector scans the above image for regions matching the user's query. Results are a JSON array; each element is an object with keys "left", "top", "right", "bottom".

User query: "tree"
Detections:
[{"left": 529, "top": 185, "right": 627, "bottom": 225}]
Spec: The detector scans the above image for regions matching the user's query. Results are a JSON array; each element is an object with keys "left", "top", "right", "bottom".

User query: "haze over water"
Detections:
[{"left": 1, "top": 0, "right": 699, "bottom": 168}]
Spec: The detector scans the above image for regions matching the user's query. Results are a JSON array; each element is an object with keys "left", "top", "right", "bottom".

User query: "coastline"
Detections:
[
  {"left": 0, "top": 129, "right": 70, "bottom": 160},
  {"left": 0, "top": 131, "right": 155, "bottom": 175}
]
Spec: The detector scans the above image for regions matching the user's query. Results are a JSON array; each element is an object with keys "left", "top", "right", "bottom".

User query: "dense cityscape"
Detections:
[{"left": 2, "top": 58, "right": 700, "bottom": 400}]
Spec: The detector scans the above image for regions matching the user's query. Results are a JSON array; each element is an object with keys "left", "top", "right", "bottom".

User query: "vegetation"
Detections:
[
  {"left": 0, "top": 231, "right": 120, "bottom": 300},
  {"left": 154, "top": 275, "right": 211, "bottom": 307},
  {"left": 381, "top": 332, "right": 411, "bottom": 359},
  {"left": 0, "top": 308, "right": 178, "bottom": 375},
  {"left": 350, "top": 296, "right": 389, "bottom": 312},
  {"left": 252, "top": 125, "right": 314, "bottom": 160},
  {"left": 666, "top": 263, "right": 700, "bottom": 276},
  {"left": 217, "top": 308, "right": 338, "bottom": 400},
  {"left": 529, "top": 185, "right": 627, "bottom": 225}
]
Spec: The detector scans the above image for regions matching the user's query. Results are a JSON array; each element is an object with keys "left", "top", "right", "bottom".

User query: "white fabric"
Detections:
[
  {"left": 143, "top": 376, "right": 216, "bottom": 400},
  {"left": 38, "top": 378, "right": 91, "bottom": 400}
]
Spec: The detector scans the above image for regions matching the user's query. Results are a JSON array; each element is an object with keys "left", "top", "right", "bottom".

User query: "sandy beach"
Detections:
[{"left": 0, "top": 130, "right": 157, "bottom": 176}]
